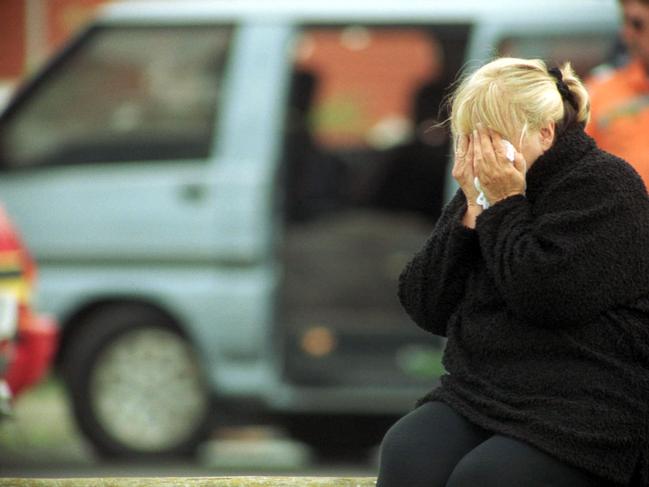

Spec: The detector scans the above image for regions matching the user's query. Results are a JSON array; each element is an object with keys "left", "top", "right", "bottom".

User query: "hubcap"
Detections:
[{"left": 90, "top": 326, "right": 209, "bottom": 452}]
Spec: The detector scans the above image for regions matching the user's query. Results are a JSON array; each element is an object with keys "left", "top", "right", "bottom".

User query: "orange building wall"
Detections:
[
  {"left": 47, "top": 0, "right": 107, "bottom": 53},
  {"left": 0, "top": 0, "right": 108, "bottom": 82},
  {"left": 0, "top": 0, "right": 27, "bottom": 79}
]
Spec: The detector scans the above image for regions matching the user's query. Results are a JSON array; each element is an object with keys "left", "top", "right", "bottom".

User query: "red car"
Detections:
[{"left": 0, "top": 206, "right": 57, "bottom": 416}]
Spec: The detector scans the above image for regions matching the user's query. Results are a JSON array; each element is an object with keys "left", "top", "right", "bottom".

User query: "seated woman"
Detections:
[{"left": 377, "top": 57, "right": 649, "bottom": 487}]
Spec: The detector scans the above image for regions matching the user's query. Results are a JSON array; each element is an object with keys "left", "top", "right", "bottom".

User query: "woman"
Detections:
[{"left": 377, "top": 57, "right": 649, "bottom": 487}]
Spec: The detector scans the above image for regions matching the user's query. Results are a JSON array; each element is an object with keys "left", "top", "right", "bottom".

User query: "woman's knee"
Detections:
[
  {"left": 445, "top": 452, "right": 505, "bottom": 487},
  {"left": 377, "top": 405, "right": 451, "bottom": 487},
  {"left": 377, "top": 402, "right": 488, "bottom": 487},
  {"left": 378, "top": 404, "right": 448, "bottom": 471},
  {"left": 446, "top": 435, "right": 599, "bottom": 487},
  {"left": 377, "top": 415, "right": 417, "bottom": 478}
]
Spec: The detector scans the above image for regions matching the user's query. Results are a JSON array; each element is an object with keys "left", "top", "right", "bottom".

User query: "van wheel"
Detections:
[
  {"left": 285, "top": 415, "right": 395, "bottom": 460},
  {"left": 63, "top": 304, "right": 213, "bottom": 459}
]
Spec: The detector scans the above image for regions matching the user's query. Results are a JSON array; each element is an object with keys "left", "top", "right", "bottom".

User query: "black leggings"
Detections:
[{"left": 377, "top": 402, "right": 606, "bottom": 487}]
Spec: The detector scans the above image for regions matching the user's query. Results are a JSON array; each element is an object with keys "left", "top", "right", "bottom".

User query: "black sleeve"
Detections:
[
  {"left": 398, "top": 190, "right": 480, "bottom": 336},
  {"left": 475, "top": 167, "right": 649, "bottom": 328}
]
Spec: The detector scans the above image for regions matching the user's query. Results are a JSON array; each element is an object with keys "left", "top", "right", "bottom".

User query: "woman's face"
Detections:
[
  {"left": 516, "top": 124, "right": 555, "bottom": 168},
  {"left": 518, "top": 132, "right": 545, "bottom": 167}
]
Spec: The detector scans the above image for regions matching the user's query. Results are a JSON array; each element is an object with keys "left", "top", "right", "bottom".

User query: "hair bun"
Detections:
[
  {"left": 555, "top": 63, "right": 590, "bottom": 126},
  {"left": 549, "top": 67, "right": 579, "bottom": 111}
]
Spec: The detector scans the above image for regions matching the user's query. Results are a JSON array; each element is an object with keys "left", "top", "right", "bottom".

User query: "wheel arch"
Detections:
[{"left": 55, "top": 297, "right": 189, "bottom": 369}]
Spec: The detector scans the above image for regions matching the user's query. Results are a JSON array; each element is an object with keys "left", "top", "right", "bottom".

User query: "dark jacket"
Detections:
[{"left": 398, "top": 126, "right": 649, "bottom": 486}]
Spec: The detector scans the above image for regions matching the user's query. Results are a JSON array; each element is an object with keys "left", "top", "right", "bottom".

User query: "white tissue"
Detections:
[{"left": 474, "top": 140, "right": 516, "bottom": 210}]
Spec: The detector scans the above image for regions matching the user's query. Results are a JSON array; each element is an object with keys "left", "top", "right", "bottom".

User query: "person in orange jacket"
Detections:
[{"left": 586, "top": 0, "right": 649, "bottom": 185}]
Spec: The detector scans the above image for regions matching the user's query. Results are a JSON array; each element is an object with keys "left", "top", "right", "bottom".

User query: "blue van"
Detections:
[{"left": 0, "top": 0, "right": 618, "bottom": 458}]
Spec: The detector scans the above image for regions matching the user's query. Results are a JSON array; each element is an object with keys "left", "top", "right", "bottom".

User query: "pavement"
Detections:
[{"left": 0, "top": 377, "right": 378, "bottom": 479}]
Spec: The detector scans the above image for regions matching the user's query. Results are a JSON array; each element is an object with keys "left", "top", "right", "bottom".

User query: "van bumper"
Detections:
[
  {"left": 210, "top": 362, "right": 435, "bottom": 415},
  {"left": 264, "top": 383, "right": 436, "bottom": 415}
]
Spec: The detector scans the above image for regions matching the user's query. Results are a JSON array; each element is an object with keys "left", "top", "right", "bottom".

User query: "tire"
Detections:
[
  {"left": 285, "top": 414, "right": 396, "bottom": 461},
  {"left": 62, "top": 304, "right": 213, "bottom": 459}
]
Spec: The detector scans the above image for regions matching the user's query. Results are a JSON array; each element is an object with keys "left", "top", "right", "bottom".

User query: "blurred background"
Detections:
[
  {"left": 0, "top": 0, "right": 107, "bottom": 106},
  {"left": 0, "top": 0, "right": 622, "bottom": 479}
]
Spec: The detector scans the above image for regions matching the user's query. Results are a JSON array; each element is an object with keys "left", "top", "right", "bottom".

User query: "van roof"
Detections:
[{"left": 100, "top": 0, "right": 618, "bottom": 26}]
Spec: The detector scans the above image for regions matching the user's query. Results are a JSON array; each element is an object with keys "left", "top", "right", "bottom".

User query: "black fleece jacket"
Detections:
[{"left": 398, "top": 127, "right": 649, "bottom": 486}]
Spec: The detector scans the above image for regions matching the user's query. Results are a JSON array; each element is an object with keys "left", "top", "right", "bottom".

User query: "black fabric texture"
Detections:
[{"left": 398, "top": 126, "right": 649, "bottom": 485}]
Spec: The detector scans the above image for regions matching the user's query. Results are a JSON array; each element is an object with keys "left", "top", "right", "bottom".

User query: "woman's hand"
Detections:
[
  {"left": 451, "top": 134, "right": 483, "bottom": 228},
  {"left": 452, "top": 134, "right": 479, "bottom": 202},
  {"left": 473, "top": 125, "right": 527, "bottom": 205}
]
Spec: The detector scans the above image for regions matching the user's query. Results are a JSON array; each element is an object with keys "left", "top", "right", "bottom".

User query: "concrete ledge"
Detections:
[{"left": 0, "top": 477, "right": 377, "bottom": 487}]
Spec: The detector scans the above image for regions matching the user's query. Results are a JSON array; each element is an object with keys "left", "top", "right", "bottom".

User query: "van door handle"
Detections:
[{"left": 179, "top": 182, "right": 208, "bottom": 203}]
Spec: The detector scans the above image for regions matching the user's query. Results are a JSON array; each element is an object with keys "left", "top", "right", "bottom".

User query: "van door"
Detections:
[
  {"left": 278, "top": 23, "right": 471, "bottom": 401},
  {"left": 0, "top": 24, "right": 234, "bottom": 263}
]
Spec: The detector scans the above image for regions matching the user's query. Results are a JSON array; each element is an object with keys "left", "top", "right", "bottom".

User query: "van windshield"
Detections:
[{"left": 0, "top": 25, "right": 233, "bottom": 169}]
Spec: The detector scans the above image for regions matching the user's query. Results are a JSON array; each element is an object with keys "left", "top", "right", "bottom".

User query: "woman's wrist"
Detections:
[
  {"left": 488, "top": 190, "right": 526, "bottom": 205},
  {"left": 462, "top": 203, "right": 483, "bottom": 229}
]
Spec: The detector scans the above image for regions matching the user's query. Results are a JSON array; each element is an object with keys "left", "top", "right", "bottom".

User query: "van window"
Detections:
[
  {"left": 498, "top": 33, "right": 616, "bottom": 78},
  {"left": 0, "top": 25, "right": 233, "bottom": 169},
  {"left": 279, "top": 24, "right": 470, "bottom": 387},
  {"left": 283, "top": 24, "right": 469, "bottom": 223}
]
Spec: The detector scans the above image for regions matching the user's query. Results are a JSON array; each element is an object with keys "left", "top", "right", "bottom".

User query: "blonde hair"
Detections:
[{"left": 449, "top": 58, "right": 590, "bottom": 145}]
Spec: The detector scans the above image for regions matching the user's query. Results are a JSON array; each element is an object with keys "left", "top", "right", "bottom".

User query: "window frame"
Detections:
[{"left": 0, "top": 23, "right": 236, "bottom": 172}]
